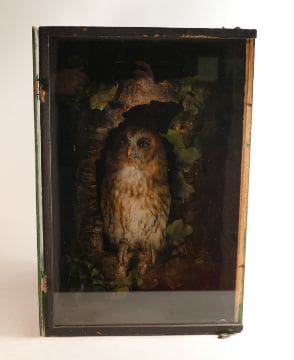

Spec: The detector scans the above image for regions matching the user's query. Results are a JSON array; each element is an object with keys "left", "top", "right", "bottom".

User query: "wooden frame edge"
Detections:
[
  {"left": 44, "top": 324, "right": 243, "bottom": 337},
  {"left": 234, "top": 38, "right": 255, "bottom": 322},
  {"left": 38, "top": 26, "right": 256, "bottom": 40}
]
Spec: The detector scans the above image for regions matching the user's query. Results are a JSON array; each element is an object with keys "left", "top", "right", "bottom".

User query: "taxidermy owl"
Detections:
[{"left": 101, "top": 124, "right": 171, "bottom": 271}]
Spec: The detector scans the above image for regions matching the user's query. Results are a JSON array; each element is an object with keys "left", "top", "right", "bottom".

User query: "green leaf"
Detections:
[
  {"left": 162, "top": 129, "right": 185, "bottom": 149},
  {"left": 167, "top": 219, "right": 193, "bottom": 245},
  {"left": 182, "top": 94, "right": 199, "bottom": 115},
  {"left": 174, "top": 146, "right": 201, "bottom": 165},
  {"left": 175, "top": 172, "right": 195, "bottom": 201},
  {"left": 115, "top": 287, "right": 130, "bottom": 292},
  {"left": 89, "top": 83, "right": 118, "bottom": 110},
  {"left": 113, "top": 273, "right": 133, "bottom": 291}
]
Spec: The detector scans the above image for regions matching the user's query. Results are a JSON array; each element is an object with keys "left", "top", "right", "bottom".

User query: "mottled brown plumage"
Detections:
[{"left": 101, "top": 124, "right": 171, "bottom": 270}]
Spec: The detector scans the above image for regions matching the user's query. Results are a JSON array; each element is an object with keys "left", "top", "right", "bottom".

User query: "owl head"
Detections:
[{"left": 103, "top": 124, "right": 168, "bottom": 176}]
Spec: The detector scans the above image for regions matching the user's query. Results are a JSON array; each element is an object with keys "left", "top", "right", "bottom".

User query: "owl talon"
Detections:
[
  {"left": 150, "top": 248, "right": 156, "bottom": 264},
  {"left": 117, "top": 242, "right": 129, "bottom": 278},
  {"left": 146, "top": 247, "right": 156, "bottom": 265},
  {"left": 117, "top": 262, "right": 127, "bottom": 277},
  {"left": 138, "top": 263, "right": 148, "bottom": 276},
  {"left": 118, "top": 242, "right": 128, "bottom": 265}
]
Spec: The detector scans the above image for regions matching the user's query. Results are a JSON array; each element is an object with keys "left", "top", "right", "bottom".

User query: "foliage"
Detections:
[
  {"left": 174, "top": 172, "right": 195, "bottom": 201},
  {"left": 62, "top": 79, "right": 118, "bottom": 111},
  {"left": 162, "top": 129, "right": 185, "bottom": 148},
  {"left": 89, "top": 83, "right": 118, "bottom": 110},
  {"left": 161, "top": 77, "right": 209, "bottom": 203},
  {"left": 167, "top": 219, "right": 193, "bottom": 246},
  {"left": 63, "top": 255, "right": 108, "bottom": 291},
  {"left": 63, "top": 254, "right": 144, "bottom": 292}
]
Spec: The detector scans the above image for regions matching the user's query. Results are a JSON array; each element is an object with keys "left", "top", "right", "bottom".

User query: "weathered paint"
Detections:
[{"left": 180, "top": 34, "right": 219, "bottom": 39}]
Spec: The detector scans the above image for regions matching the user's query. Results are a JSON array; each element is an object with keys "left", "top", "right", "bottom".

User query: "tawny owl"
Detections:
[{"left": 101, "top": 124, "right": 171, "bottom": 269}]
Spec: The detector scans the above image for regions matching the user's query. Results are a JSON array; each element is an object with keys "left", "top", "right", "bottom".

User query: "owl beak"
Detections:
[{"left": 127, "top": 146, "right": 139, "bottom": 160}]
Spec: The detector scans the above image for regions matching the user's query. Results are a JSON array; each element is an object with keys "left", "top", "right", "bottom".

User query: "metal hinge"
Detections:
[
  {"left": 33, "top": 78, "right": 46, "bottom": 104},
  {"left": 40, "top": 273, "right": 48, "bottom": 294}
]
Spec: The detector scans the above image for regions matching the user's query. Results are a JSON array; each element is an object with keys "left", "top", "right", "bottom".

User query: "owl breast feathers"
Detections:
[{"left": 101, "top": 124, "right": 171, "bottom": 264}]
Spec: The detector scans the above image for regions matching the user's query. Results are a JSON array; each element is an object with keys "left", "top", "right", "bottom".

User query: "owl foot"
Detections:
[
  {"left": 138, "top": 262, "right": 148, "bottom": 276},
  {"left": 150, "top": 248, "right": 156, "bottom": 265},
  {"left": 145, "top": 247, "right": 156, "bottom": 265},
  {"left": 137, "top": 249, "right": 155, "bottom": 276},
  {"left": 118, "top": 242, "right": 129, "bottom": 265},
  {"left": 116, "top": 242, "right": 130, "bottom": 277},
  {"left": 116, "top": 262, "right": 127, "bottom": 277}
]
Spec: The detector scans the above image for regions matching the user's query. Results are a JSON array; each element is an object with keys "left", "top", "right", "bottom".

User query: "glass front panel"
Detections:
[{"left": 48, "top": 37, "right": 246, "bottom": 326}]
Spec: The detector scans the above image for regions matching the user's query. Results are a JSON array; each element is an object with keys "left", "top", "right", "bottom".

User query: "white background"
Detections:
[{"left": 0, "top": 0, "right": 293, "bottom": 359}]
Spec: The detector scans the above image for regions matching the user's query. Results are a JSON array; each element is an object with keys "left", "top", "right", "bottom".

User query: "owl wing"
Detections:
[
  {"left": 150, "top": 183, "right": 171, "bottom": 251},
  {"left": 157, "top": 186, "right": 171, "bottom": 219}
]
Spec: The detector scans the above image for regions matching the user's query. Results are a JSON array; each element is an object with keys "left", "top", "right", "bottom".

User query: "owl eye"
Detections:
[{"left": 137, "top": 137, "right": 150, "bottom": 148}]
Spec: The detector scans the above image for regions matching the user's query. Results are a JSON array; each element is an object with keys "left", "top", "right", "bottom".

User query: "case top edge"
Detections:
[{"left": 37, "top": 26, "right": 257, "bottom": 39}]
